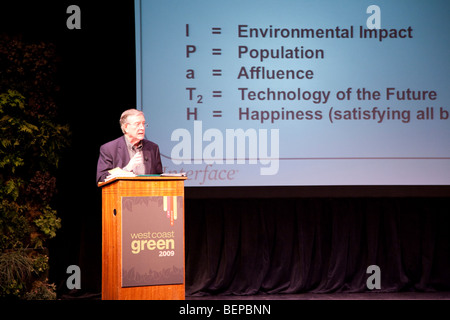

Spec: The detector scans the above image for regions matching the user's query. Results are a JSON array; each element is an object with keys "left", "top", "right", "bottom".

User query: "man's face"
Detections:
[{"left": 124, "top": 114, "right": 146, "bottom": 144}]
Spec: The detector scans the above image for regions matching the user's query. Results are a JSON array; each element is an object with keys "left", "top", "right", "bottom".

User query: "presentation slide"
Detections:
[{"left": 135, "top": 0, "right": 450, "bottom": 187}]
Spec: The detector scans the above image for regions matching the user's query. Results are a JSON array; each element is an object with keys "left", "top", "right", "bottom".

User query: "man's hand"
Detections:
[{"left": 123, "top": 152, "right": 143, "bottom": 172}]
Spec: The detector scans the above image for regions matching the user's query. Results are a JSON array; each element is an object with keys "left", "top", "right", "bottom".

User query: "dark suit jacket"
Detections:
[{"left": 96, "top": 136, "right": 163, "bottom": 183}]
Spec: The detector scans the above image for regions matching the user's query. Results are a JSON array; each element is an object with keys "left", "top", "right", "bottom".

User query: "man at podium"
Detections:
[{"left": 96, "top": 109, "right": 163, "bottom": 183}]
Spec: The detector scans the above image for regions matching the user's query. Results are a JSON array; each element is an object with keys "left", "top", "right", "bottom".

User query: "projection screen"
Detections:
[{"left": 135, "top": 0, "right": 450, "bottom": 187}]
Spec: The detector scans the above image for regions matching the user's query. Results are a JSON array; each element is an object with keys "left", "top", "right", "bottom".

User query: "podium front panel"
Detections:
[
  {"left": 122, "top": 196, "right": 184, "bottom": 287},
  {"left": 100, "top": 177, "right": 186, "bottom": 300}
]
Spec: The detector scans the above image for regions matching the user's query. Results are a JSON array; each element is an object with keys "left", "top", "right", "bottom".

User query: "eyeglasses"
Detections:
[{"left": 127, "top": 121, "right": 148, "bottom": 128}]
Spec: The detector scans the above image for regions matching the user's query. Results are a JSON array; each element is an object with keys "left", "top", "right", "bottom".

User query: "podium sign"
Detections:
[
  {"left": 122, "top": 196, "right": 184, "bottom": 287},
  {"left": 99, "top": 176, "right": 186, "bottom": 300}
]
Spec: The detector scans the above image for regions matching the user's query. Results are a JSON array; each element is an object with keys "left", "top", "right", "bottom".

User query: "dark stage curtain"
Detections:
[{"left": 184, "top": 197, "right": 450, "bottom": 296}]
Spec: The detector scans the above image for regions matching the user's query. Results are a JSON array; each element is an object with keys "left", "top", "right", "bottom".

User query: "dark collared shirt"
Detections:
[{"left": 124, "top": 136, "right": 145, "bottom": 175}]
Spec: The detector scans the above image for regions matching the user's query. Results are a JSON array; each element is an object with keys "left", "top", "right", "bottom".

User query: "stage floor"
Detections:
[
  {"left": 186, "top": 291, "right": 450, "bottom": 300},
  {"left": 59, "top": 290, "right": 450, "bottom": 300}
]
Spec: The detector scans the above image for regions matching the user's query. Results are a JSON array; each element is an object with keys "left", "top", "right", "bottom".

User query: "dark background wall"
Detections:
[
  {"left": 1, "top": 1, "right": 137, "bottom": 296},
  {"left": 1, "top": 1, "right": 449, "bottom": 298}
]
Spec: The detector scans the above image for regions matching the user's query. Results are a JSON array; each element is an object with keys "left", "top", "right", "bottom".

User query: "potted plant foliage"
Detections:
[{"left": 0, "top": 36, "right": 70, "bottom": 299}]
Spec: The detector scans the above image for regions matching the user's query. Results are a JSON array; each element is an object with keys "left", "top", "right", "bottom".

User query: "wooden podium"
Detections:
[{"left": 98, "top": 176, "right": 187, "bottom": 300}]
